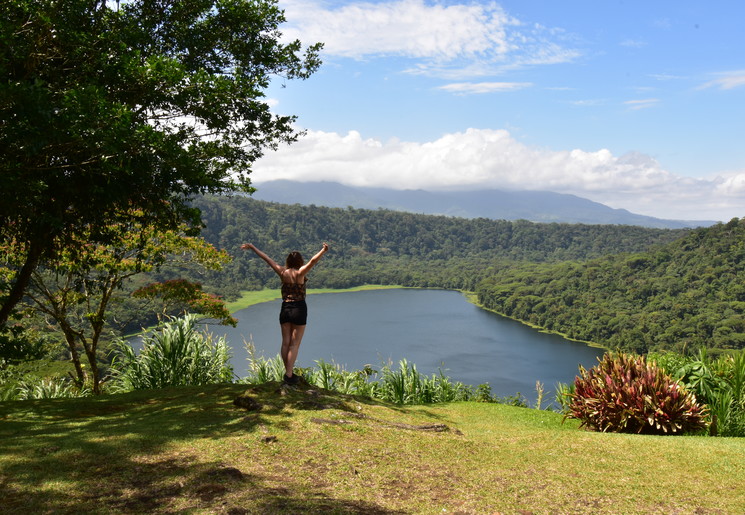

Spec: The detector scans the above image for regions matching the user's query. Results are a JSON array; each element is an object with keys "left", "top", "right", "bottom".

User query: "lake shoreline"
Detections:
[
  {"left": 227, "top": 285, "right": 606, "bottom": 351},
  {"left": 225, "top": 284, "right": 408, "bottom": 312},
  {"left": 460, "top": 290, "right": 606, "bottom": 350}
]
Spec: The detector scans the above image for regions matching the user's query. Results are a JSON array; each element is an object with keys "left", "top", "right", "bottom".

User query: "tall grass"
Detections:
[
  {"left": 109, "top": 314, "right": 234, "bottom": 392},
  {"left": 650, "top": 350, "right": 745, "bottom": 436},
  {"left": 243, "top": 340, "right": 285, "bottom": 384},
  {"left": 1, "top": 376, "right": 90, "bottom": 400},
  {"left": 0, "top": 358, "right": 90, "bottom": 401},
  {"left": 241, "top": 355, "right": 500, "bottom": 405},
  {"left": 376, "top": 359, "right": 475, "bottom": 404},
  {"left": 19, "top": 377, "right": 90, "bottom": 399}
]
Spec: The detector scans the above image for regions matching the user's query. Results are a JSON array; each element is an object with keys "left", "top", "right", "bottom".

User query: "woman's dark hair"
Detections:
[{"left": 285, "top": 251, "right": 304, "bottom": 269}]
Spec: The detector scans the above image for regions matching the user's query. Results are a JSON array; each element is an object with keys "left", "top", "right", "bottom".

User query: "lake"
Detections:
[{"left": 211, "top": 288, "right": 605, "bottom": 399}]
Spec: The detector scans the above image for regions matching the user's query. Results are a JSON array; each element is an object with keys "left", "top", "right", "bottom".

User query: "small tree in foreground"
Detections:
[
  {"left": 133, "top": 279, "right": 237, "bottom": 327},
  {"left": 565, "top": 353, "right": 708, "bottom": 435},
  {"left": 21, "top": 217, "right": 232, "bottom": 394}
]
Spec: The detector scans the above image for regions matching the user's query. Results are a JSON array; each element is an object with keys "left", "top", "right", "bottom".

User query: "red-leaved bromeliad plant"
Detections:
[{"left": 565, "top": 353, "right": 708, "bottom": 435}]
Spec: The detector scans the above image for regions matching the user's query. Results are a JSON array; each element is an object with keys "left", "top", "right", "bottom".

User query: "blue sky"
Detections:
[{"left": 251, "top": 0, "right": 745, "bottom": 222}]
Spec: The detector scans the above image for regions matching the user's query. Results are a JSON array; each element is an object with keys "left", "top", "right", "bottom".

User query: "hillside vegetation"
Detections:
[
  {"left": 192, "top": 195, "right": 686, "bottom": 294},
  {"left": 2, "top": 383, "right": 744, "bottom": 514},
  {"left": 478, "top": 217, "right": 745, "bottom": 353},
  {"left": 187, "top": 195, "right": 742, "bottom": 353}
]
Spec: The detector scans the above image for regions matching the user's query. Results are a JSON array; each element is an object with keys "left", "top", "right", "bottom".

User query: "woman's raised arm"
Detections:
[
  {"left": 241, "top": 243, "right": 283, "bottom": 275},
  {"left": 298, "top": 242, "right": 329, "bottom": 275}
]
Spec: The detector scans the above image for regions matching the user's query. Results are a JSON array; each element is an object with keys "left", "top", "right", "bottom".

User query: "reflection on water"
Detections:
[{"left": 211, "top": 288, "right": 605, "bottom": 399}]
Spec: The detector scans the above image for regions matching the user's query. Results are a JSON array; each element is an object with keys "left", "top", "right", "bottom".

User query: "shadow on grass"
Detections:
[{"left": 0, "top": 383, "right": 408, "bottom": 513}]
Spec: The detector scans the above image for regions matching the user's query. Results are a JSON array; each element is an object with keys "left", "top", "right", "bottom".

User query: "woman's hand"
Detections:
[
  {"left": 322, "top": 242, "right": 329, "bottom": 252},
  {"left": 241, "top": 243, "right": 255, "bottom": 251}
]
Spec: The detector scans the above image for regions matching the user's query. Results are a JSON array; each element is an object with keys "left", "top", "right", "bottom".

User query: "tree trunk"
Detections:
[
  {"left": 0, "top": 240, "right": 45, "bottom": 326},
  {"left": 60, "top": 324, "right": 87, "bottom": 386},
  {"left": 84, "top": 344, "right": 101, "bottom": 395}
]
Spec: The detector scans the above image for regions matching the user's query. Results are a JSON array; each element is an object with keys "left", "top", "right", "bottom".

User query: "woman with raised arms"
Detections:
[{"left": 241, "top": 242, "right": 329, "bottom": 385}]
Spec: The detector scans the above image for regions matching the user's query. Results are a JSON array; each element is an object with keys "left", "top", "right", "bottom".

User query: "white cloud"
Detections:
[
  {"left": 698, "top": 70, "right": 745, "bottom": 90},
  {"left": 280, "top": 0, "right": 580, "bottom": 78},
  {"left": 624, "top": 98, "right": 660, "bottom": 110},
  {"left": 570, "top": 99, "right": 604, "bottom": 107},
  {"left": 252, "top": 128, "right": 745, "bottom": 221},
  {"left": 714, "top": 171, "right": 745, "bottom": 195},
  {"left": 436, "top": 81, "right": 532, "bottom": 95},
  {"left": 620, "top": 38, "right": 646, "bottom": 48},
  {"left": 649, "top": 73, "right": 686, "bottom": 81},
  {"left": 281, "top": 0, "right": 512, "bottom": 61}
]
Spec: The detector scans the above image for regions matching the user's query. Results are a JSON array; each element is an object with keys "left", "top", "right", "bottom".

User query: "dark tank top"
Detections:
[{"left": 281, "top": 280, "right": 306, "bottom": 302}]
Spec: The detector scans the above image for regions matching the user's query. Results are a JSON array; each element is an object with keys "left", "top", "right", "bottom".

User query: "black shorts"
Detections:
[{"left": 279, "top": 300, "right": 307, "bottom": 325}]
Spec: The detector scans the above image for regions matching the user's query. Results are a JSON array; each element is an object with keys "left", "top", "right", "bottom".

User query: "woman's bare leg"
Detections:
[{"left": 280, "top": 323, "right": 306, "bottom": 377}]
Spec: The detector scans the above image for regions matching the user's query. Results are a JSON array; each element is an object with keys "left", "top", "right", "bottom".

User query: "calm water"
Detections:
[{"left": 212, "top": 288, "right": 604, "bottom": 399}]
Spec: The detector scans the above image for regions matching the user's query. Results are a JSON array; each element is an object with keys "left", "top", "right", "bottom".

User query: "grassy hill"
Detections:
[{"left": 1, "top": 383, "right": 744, "bottom": 514}]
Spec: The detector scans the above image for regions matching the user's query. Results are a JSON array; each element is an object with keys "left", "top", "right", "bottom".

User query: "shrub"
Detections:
[
  {"left": 0, "top": 359, "right": 90, "bottom": 400},
  {"left": 109, "top": 314, "right": 234, "bottom": 391},
  {"left": 240, "top": 355, "right": 486, "bottom": 405},
  {"left": 16, "top": 377, "right": 90, "bottom": 400},
  {"left": 554, "top": 382, "right": 575, "bottom": 413},
  {"left": 376, "top": 359, "right": 474, "bottom": 404},
  {"left": 652, "top": 350, "right": 745, "bottom": 436},
  {"left": 565, "top": 353, "right": 708, "bottom": 435},
  {"left": 242, "top": 341, "right": 285, "bottom": 384},
  {"left": 495, "top": 392, "right": 528, "bottom": 408}
]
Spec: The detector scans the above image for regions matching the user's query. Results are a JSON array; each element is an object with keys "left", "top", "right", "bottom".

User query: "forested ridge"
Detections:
[
  {"left": 191, "top": 194, "right": 687, "bottom": 294},
  {"left": 187, "top": 195, "right": 745, "bottom": 354},
  {"left": 478, "top": 218, "right": 745, "bottom": 353}
]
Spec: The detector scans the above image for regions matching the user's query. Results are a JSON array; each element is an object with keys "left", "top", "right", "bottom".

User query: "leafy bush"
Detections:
[
  {"left": 494, "top": 392, "right": 529, "bottom": 408},
  {"left": 16, "top": 377, "right": 90, "bottom": 400},
  {"left": 109, "top": 314, "right": 234, "bottom": 391},
  {"left": 0, "top": 359, "right": 89, "bottom": 400},
  {"left": 375, "top": 359, "right": 474, "bottom": 404},
  {"left": 565, "top": 353, "right": 708, "bottom": 435},
  {"left": 651, "top": 350, "right": 745, "bottom": 436},
  {"left": 300, "top": 360, "right": 377, "bottom": 397},
  {"left": 242, "top": 355, "right": 488, "bottom": 405},
  {"left": 554, "top": 382, "right": 575, "bottom": 413},
  {"left": 243, "top": 342, "right": 286, "bottom": 384}
]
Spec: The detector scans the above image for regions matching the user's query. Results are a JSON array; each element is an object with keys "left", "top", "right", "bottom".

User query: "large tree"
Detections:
[{"left": 0, "top": 0, "right": 322, "bottom": 325}]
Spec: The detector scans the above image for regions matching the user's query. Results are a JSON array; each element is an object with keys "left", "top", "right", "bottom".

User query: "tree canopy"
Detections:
[
  {"left": 477, "top": 218, "right": 745, "bottom": 353},
  {"left": 186, "top": 195, "right": 687, "bottom": 294},
  {"left": 182, "top": 195, "right": 745, "bottom": 354},
  {"left": 20, "top": 216, "right": 233, "bottom": 393},
  {"left": 0, "top": 0, "right": 321, "bottom": 325}
]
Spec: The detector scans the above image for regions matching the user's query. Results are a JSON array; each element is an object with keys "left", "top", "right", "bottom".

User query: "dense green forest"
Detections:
[
  {"left": 184, "top": 195, "right": 744, "bottom": 355},
  {"left": 190, "top": 194, "right": 687, "bottom": 295},
  {"left": 478, "top": 218, "right": 745, "bottom": 353}
]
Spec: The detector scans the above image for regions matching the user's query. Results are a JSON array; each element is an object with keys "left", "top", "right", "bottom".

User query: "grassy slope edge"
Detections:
[
  {"left": 1, "top": 384, "right": 743, "bottom": 514},
  {"left": 225, "top": 285, "right": 405, "bottom": 313}
]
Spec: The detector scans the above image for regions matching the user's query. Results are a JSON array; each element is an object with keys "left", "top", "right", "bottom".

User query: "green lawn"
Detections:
[
  {"left": 1, "top": 382, "right": 743, "bottom": 514},
  {"left": 225, "top": 285, "right": 406, "bottom": 313}
]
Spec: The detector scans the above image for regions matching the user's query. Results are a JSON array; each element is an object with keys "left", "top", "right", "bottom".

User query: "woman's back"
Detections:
[{"left": 281, "top": 268, "right": 306, "bottom": 301}]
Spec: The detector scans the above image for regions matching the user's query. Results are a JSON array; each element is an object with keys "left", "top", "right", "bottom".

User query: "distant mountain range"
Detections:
[{"left": 250, "top": 180, "right": 715, "bottom": 229}]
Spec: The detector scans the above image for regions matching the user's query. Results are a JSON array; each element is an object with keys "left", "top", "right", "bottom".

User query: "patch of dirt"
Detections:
[
  {"left": 233, "top": 380, "right": 366, "bottom": 415},
  {"left": 233, "top": 395, "right": 263, "bottom": 411},
  {"left": 310, "top": 411, "right": 463, "bottom": 434},
  {"left": 194, "top": 482, "right": 227, "bottom": 501}
]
